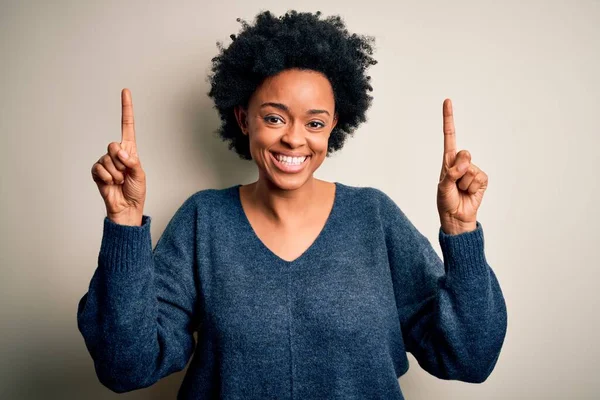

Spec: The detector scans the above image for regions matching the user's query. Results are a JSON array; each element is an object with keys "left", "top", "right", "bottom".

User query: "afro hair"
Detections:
[{"left": 207, "top": 10, "right": 377, "bottom": 160}]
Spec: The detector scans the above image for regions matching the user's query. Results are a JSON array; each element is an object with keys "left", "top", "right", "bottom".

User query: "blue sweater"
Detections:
[{"left": 77, "top": 182, "right": 507, "bottom": 399}]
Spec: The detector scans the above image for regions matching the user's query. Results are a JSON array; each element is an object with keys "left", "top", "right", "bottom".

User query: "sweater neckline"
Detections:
[{"left": 231, "top": 182, "right": 341, "bottom": 264}]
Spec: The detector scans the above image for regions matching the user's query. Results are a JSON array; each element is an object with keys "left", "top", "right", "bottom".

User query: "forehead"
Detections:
[{"left": 250, "top": 69, "right": 335, "bottom": 111}]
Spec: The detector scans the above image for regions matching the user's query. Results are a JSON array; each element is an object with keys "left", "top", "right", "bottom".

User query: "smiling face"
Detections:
[{"left": 234, "top": 68, "right": 338, "bottom": 191}]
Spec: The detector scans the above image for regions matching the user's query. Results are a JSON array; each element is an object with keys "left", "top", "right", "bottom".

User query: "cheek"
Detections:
[
  {"left": 247, "top": 128, "right": 275, "bottom": 162},
  {"left": 307, "top": 134, "right": 330, "bottom": 154},
  {"left": 252, "top": 131, "right": 274, "bottom": 148},
  {"left": 248, "top": 120, "right": 274, "bottom": 144}
]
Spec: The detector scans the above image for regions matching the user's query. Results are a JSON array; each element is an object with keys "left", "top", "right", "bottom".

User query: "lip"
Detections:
[
  {"left": 270, "top": 151, "right": 311, "bottom": 157},
  {"left": 270, "top": 152, "right": 311, "bottom": 174}
]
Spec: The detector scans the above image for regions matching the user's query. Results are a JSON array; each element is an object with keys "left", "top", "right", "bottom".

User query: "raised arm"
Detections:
[
  {"left": 76, "top": 195, "right": 200, "bottom": 392},
  {"left": 378, "top": 191, "right": 507, "bottom": 383}
]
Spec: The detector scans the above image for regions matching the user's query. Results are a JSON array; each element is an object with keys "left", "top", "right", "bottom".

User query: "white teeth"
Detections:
[{"left": 275, "top": 154, "right": 307, "bottom": 165}]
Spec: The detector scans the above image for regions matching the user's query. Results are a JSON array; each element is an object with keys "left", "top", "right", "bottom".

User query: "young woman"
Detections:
[{"left": 79, "top": 10, "right": 507, "bottom": 399}]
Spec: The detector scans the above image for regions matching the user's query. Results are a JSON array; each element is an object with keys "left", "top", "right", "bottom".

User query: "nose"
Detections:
[{"left": 280, "top": 122, "right": 306, "bottom": 149}]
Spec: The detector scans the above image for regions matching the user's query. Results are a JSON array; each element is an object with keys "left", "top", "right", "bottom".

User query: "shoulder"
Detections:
[
  {"left": 336, "top": 182, "right": 413, "bottom": 229},
  {"left": 188, "top": 185, "right": 237, "bottom": 205},
  {"left": 335, "top": 182, "right": 398, "bottom": 212},
  {"left": 171, "top": 185, "right": 239, "bottom": 220}
]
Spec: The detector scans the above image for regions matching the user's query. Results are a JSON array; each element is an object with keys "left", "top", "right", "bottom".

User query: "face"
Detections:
[{"left": 234, "top": 68, "right": 338, "bottom": 191}]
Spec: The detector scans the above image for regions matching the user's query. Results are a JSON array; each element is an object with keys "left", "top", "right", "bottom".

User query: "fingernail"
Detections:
[
  {"left": 459, "top": 163, "right": 468, "bottom": 172},
  {"left": 119, "top": 150, "right": 129, "bottom": 159}
]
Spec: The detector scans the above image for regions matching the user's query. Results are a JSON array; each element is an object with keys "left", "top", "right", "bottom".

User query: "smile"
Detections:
[{"left": 270, "top": 152, "right": 311, "bottom": 174}]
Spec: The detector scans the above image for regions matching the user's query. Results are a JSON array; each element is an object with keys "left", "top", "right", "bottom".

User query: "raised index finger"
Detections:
[
  {"left": 442, "top": 98, "right": 457, "bottom": 158},
  {"left": 121, "top": 88, "right": 136, "bottom": 144}
]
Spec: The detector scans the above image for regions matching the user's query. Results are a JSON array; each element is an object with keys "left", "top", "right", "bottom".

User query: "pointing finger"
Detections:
[
  {"left": 443, "top": 98, "right": 457, "bottom": 167},
  {"left": 121, "top": 88, "right": 136, "bottom": 145}
]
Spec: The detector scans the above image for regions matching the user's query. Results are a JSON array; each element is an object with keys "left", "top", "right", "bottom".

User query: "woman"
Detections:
[{"left": 78, "top": 10, "right": 507, "bottom": 399}]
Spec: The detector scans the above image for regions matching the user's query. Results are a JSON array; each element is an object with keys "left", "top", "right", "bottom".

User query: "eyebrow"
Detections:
[{"left": 260, "top": 102, "right": 331, "bottom": 117}]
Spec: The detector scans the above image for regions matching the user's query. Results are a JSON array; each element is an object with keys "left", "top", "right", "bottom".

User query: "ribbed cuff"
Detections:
[
  {"left": 99, "top": 215, "right": 153, "bottom": 273},
  {"left": 438, "top": 221, "right": 488, "bottom": 279}
]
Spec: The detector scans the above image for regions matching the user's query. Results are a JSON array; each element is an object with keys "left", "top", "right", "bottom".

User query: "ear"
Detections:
[
  {"left": 331, "top": 112, "right": 339, "bottom": 130},
  {"left": 234, "top": 105, "right": 249, "bottom": 136}
]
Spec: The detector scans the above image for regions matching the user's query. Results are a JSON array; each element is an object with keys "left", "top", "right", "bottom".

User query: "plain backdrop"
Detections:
[{"left": 1, "top": 0, "right": 598, "bottom": 399}]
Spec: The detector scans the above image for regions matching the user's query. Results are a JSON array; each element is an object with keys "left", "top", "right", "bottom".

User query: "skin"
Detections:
[
  {"left": 437, "top": 99, "right": 489, "bottom": 235},
  {"left": 233, "top": 68, "right": 339, "bottom": 262},
  {"left": 91, "top": 89, "right": 146, "bottom": 226}
]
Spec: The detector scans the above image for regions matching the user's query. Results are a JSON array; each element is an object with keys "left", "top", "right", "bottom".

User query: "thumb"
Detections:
[
  {"left": 440, "top": 162, "right": 468, "bottom": 189},
  {"left": 117, "top": 149, "right": 144, "bottom": 178}
]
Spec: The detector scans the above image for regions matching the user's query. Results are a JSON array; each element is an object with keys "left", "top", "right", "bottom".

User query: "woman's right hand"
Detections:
[{"left": 91, "top": 88, "right": 147, "bottom": 226}]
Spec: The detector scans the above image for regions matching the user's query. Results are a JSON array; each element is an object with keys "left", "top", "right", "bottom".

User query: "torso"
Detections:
[{"left": 238, "top": 179, "right": 336, "bottom": 262}]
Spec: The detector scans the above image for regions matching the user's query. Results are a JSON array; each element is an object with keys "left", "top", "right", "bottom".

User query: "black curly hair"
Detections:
[{"left": 207, "top": 10, "right": 377, "bottom": 160}]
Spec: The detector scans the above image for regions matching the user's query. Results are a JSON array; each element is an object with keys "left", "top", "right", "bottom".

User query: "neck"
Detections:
[{"left": 249, "top": 176, "right": 319, "bottom": 224}]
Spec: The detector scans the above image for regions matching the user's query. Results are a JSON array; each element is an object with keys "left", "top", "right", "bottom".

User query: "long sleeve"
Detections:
[
  {"left": 377, "top": 191, "right": 507, "bottom": 383},
  {"left": 76, "top": 196, "right": 201, "bottom": 393}
]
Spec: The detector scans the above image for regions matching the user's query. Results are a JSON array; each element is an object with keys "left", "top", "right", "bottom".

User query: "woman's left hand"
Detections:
[{"left": 437, "top": 99, "right": 488, "bottom": 235}]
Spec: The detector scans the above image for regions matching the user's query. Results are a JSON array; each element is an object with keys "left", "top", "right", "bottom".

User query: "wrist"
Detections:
[
  {"left": 108, "top": 208, "right": 144, "bottom": 226},
  {"left": 440, "top": 216, "right": 476, "bottom": 235}
]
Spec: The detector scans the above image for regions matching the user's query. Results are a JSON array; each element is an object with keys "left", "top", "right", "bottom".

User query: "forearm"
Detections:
[
  {"left": 77, "top": 215, "right": 196, "bottom": 393},
  {"left": 405, "top": 262, "right": 507, "bottom": 383}
]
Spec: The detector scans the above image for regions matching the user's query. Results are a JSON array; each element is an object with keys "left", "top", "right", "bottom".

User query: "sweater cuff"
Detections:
[
  {"left": 438, "top": 220, "right": 488, "bottom": 279},
  {"left": 99, "top": 215, "right": 153, "bottom": 273}
]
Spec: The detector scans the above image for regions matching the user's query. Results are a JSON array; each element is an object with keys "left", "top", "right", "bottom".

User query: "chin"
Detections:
[
  {"left": 267, "top": 173, "right": 313, "bottom": 191},
  {"left": 255, "top": 151, "right": 323, "bottom": 190}
]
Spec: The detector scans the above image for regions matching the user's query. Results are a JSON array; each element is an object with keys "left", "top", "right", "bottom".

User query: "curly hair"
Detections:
[{"left": 207, "top": 10, "right": 377, "bottom": 160}]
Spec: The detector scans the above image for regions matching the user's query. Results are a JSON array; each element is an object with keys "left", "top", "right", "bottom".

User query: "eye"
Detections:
[
  {"left": 307, "top": 121, "right": 325, "bottom": 129},
  {"left": 264, "top": 115, "right": 284, "bottom": 125}
]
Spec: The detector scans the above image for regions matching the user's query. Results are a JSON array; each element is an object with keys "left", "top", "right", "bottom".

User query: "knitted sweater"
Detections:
[{"left": 77, "top": 182, "right": 507, "bottom": 399}]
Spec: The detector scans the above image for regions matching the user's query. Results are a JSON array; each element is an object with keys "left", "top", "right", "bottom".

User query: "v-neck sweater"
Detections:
[{"left": 77, "top": 182, "right": 507, "bottom": 399}]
